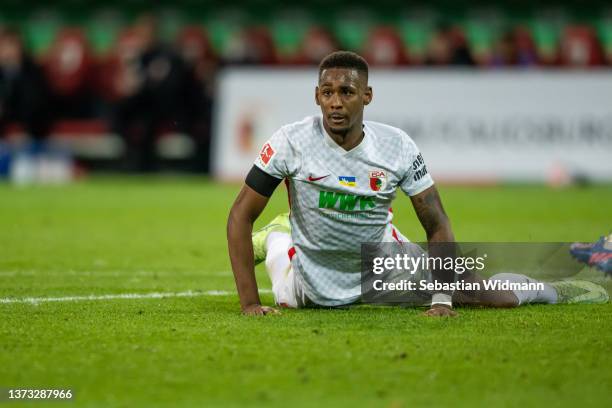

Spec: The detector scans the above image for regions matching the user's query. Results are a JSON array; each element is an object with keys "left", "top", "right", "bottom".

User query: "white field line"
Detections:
[
  {"left": 0, "top": 289, "right": 272, "bottom": 305},
  {"left": 0, "top": 270, "right": 233, "bottom": 277}
]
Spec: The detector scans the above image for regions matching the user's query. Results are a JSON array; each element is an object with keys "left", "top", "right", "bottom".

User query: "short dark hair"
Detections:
[{"left": 318, "top": 51, "right": 369, "bottom": 81}]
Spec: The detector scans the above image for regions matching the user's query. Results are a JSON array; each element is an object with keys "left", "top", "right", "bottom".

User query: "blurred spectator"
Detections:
[
  {"left": 0, "top": 27, "right": 51, "bottom": 141},
  {"left": 96, "top": 28, "right": 141, "bottom": 102},
  {"left": 492, "top": 31, "right": 518, "bottom": 66},
  {"left": 295, "top": 27, "right": 338, "bottom": 65},
  {"left": 425, "top": 30, "right": 452, "bottom": 65},
  {"left": 426, "top": 26, "right": 474, "bottom": 66},
  {"left": 176, "top": 26, "right": 217, "bottom": 172},
  {"left": 561, "top": 26, "right": 603, "bottom": 67},
  {"left": 448, "top": 26, "right": 475, "bottom": 66},
  {"left": 363, "top": 27, "right": 407, "bottom": 66},
  {"left": 44, "top": 28, "right": 96, "bottom": 118},
  {"left": 110, "top": 14, "right": 190, "bottom": 171},
  {"left": 222, "top": 27, "right": 277, "bottom": 65},
  {"left": 514, "top": 26, "right": 539, "bottom": 67},
  {"left": 492, "top": 28, "right": 538, "bottom": 68}
]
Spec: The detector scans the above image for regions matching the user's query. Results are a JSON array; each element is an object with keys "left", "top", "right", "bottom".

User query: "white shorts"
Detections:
[{"left": 271, "top": 223, "right": 411, "bottom": 309}]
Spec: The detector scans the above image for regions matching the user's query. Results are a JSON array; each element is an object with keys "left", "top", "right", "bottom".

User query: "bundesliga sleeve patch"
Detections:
[{"left": 259, "top": 143, "right": 276, "bottom": 166}]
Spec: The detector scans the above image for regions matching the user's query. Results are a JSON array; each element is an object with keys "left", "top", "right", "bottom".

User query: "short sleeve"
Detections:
[
  {"left": 398, "top": 133, "right": 434, "bottom": 196},
  {"left": 253, "top": 127, "right": 298, "bottom": 179}
]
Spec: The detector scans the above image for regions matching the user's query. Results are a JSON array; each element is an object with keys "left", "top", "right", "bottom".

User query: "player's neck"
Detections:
[{"left": 324, "top": 122, "right": 365, "bottom": 151}]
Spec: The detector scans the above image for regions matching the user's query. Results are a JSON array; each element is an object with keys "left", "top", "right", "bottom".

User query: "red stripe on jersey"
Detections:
[
  {"left": 391, "top": 227, "right": 401, "bottom": 242},
  {"left": 288, "top": 246, "right": 296, "bottom": 260}
]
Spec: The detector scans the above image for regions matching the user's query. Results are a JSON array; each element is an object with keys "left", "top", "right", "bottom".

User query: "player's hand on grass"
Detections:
[
  {"left": 423, "top": 304, "right": 457, "bottom": 317},
  {"left": 242, "top": 304, "right": 281, "bottom": 316}
]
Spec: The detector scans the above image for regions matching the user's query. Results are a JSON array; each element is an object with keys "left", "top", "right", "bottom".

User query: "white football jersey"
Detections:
[{"left": 254, "top": 116, "right": 434, "bottom": 306}]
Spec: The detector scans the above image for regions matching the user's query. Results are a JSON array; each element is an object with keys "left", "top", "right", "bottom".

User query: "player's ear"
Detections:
[
  {"left": 363, "top": 86, "right": 373, "bottom": 105},
  {"left": 315, "top": 86, "right": 321, "bottom": 106}
]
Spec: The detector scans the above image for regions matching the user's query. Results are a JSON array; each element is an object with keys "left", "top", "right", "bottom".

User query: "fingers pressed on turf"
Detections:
[
  {"left": 423, "top": 308, "right": 458, "bottom": 317},
  {"left": 263, "top": 307, "right": 280, "bottom": 315}
]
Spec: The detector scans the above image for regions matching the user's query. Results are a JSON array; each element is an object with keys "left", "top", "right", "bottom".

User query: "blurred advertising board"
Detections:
[{"left": 213, "top": 69, "right": 612, "bottom": 182}]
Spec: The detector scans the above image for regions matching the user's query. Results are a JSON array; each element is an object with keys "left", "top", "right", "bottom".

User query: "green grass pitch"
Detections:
[{"left": 1, "top": 178, "right": 611, "bottom": 407}]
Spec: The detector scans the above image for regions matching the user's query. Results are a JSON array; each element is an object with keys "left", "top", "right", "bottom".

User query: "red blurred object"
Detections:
[
  {"left": 44, "top": 28, "right": 93, "bottom": 97},
  {"left": 514, "top": 26, "right": 538, "bottom": 66},
  {"left": 560, "top": 25, "right": 603, "bottom": 67},
  {"left": 95, "top": 28, "right": 143, "bottom": 101},
  {"left": 363, "top": 27, "right": 407, "bottom": 66},
  {"left": 223, "top": 26, "right": 277, "bottom": 65},
  {"left": 176, "top": 25, "right": 217, "bottom": 85},
  {"left": 425, "top": 29, "right": 454, "bottom": 65},
  {"left": 2, "top": 119, "right": 108, "bottom": 139},
  {"left": 177, "top": 26, "right": 215, "bottom": 65},
  {"left": 293, "top": 27, "right": 338, "bottom": 65}
]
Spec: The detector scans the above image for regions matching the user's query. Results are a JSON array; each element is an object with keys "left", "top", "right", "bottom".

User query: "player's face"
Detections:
[{"left": 315, "top": 68, "right": 372, "bottom": 136}]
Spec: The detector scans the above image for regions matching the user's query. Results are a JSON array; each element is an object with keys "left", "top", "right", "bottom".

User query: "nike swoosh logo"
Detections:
[{"left": 307, "top": 175, "right": 330, "bottom": 182}]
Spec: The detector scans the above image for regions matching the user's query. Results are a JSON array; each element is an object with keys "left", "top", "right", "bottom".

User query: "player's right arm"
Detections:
[
  {"left": 227, "top": 184, "right": 279, "bottom": 315},
  {"left": 228, "top": 127, "right": 294, "bottom": 315}
]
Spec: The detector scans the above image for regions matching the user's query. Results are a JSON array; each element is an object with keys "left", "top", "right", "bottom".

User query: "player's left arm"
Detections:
[{"left": 410, "top": 185, "right": 458, "bottom": 317}]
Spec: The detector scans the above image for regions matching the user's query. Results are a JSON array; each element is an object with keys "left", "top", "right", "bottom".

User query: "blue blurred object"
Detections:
[
  {"left": 570, "top": 235, "right": 612, "bottom": 276},
  {"left": 0, "top": 142, "right": 11, "bottom": 177},
  {"left": 569, "top": 237, "right": 603, "bottom": 263}
]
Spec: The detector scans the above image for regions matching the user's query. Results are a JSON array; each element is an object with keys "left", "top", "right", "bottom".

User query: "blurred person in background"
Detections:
[
  {"left": 491, "top": 28, "right": 539, "bottom": 68},
  {"left": 222, "top": 26, "right": 277, "bottom": 65},
  {"left": 294, "top": 27, "right": 339, "bottom": 65},
  {"left": 425, "top": 29, "right": 453, "bottom": 65},
  {"left": 363, "top": 27, "right": 408, "bottom": 66},
  {"left": 0, "top": 27, "right": 73, "bottom": 184},
  {"left": 560, "top": 26, "right": 603, "bottom": 67},
  {"left": 0, "top": 27, "right": 51, "bottom": 144},
  {"left": 447, "top": 26, "right": 475, "bottom": 66},
  {"left": 491, "top": 31, "right": 518, "bottom": 67},
  {"left": 426, "top": 26, "right": 474, "bottom": 66},
  {"left": 176, "top": 26, "right": 217, "bottom": 173},
  {"left": 44, "top": 28, "right": 96, "bottom": 119},
  {"left": 513, "top": 26, "right": 538, "bottom": 67},
  {"left": 110, "top": 14, "right": 190, "bottom": 172}
]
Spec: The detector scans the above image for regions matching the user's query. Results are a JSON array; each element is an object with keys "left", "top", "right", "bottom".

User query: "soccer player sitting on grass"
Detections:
[{"left": 226, "top": 51, "right": 608, "bottom": 317}]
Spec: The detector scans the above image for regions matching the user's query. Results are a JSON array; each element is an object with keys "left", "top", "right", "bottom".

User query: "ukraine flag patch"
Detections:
[{"left": 338, "top": 176, "right": 356, "bottom": 187}]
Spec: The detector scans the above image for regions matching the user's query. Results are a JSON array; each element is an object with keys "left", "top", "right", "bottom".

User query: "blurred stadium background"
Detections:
[{"left": 0, "top": 0, "right": 611, "bottom": 184}]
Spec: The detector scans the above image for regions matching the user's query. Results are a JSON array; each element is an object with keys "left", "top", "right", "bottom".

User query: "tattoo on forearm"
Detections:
[{"left": 411, "top": 188, "right": 449, "bottom": 238}]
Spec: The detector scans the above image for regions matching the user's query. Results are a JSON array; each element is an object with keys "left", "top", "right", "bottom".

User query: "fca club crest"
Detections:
[{"left": 369, "top": 170, "right": 386, "bottom": 191}]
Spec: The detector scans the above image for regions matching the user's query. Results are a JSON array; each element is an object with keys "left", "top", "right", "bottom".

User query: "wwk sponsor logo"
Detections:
[{"left": 318, "top": 190, "right": 375, "bottom": 211}]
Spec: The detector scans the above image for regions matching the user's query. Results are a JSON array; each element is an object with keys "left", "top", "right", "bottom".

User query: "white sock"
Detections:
[
  {"left": 265, "top": 232, "right": 292, "bottom": 289},
  {"left": 489, "top": 273, "right": 558, "bottom": 305}
]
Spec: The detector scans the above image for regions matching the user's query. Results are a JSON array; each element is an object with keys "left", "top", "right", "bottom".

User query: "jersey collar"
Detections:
[{"left": 317, "top": 116, "right": 370, "bottom": 156}]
